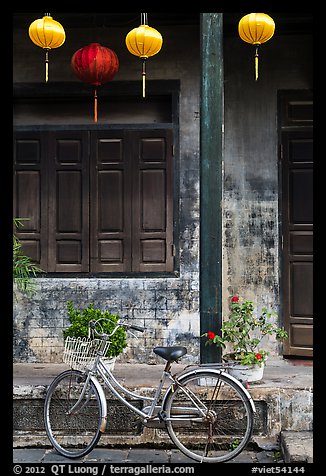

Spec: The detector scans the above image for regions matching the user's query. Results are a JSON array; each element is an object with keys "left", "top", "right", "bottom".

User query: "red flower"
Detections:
[
  {"left": 255, "top": 353, "right": 262, "bottom": 360},
  {"left": 231, "top": 296, "right": 239, "bottom": 302},
  {"left": 207, "top": 331, "right": 216, "bottom": 340}
]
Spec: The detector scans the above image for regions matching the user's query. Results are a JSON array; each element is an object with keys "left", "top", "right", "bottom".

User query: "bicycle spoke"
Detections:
[
  {"left": 44, "top": 321, "right": 253, "bottom": 464},
  {"left": 44, "top": 369, "right": 103, "bottom": 458},
  {"left": 164, "top": 371, "right": 254, "bottom": 463}
]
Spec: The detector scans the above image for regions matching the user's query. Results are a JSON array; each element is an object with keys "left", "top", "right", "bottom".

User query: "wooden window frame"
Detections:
[
  {"left": 14, "top": 127, "right": 176, "bottom": 277},
  {"left": 13, "top": 81, "right": 180, "bottom": 277}
]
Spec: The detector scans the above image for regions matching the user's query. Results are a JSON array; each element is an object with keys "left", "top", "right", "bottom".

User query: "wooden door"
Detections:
[{"left": 280, "top": 92, "right": 313, "bottom": 356}]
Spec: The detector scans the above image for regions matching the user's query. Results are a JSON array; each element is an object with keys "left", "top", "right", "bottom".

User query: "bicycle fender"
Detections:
[
  {"left": 217, "top": 370, "right": 256, "bottom": 413},
  {"left": 89, "top": 375, "right": 108, "bottom": 432},
  {"left": 163, "top": 368, "right": 256, "bottom": 414}
]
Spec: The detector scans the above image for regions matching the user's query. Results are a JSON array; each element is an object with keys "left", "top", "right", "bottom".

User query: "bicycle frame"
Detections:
[
  {"left": 46, "top": 321, "right": 257, "bottom": 463},
  {"left": 69, "top": 354, "right": 255, "bottom": 433},
  {"left": 96, "top": 356, "right": 182, "bottom": 423}
]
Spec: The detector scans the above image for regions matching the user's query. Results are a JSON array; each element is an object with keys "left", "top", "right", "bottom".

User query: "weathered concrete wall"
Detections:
[
  {"left": 13, "top": 22, "right": 201, "bottom": 363},
  {"left": 13, "top": 16, "right": 312, "bottom": 363},
  {"left": 13, "top": 277, "right": 200, "bottom": 363},
  {"left": 222, "top": 33, "right": 313, "bottom": 346}
]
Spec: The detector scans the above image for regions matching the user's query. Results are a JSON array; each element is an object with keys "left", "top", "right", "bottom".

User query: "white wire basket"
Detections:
[{"left": 63, "top": 336, "right": 115, "bottom": 371}]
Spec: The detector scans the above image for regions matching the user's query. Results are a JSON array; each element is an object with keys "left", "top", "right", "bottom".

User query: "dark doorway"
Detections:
[{"left": 279, "top": 90, "right": 313, "bottom": 357}]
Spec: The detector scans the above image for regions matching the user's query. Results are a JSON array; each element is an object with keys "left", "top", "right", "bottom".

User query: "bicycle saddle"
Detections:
[{"left": 153, "top": 346, "right": 187, "bottom": 362}]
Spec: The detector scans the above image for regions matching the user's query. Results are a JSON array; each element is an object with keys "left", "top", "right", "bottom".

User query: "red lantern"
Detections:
[{"left": 71, "top": 43, "right": 119, "bottom": 122}]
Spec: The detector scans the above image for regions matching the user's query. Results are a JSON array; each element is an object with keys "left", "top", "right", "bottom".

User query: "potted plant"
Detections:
[
  {"left": 202, "top": 296, "right": 288, "bottom": 382},
  {"left": 63, "top": 301, "right": 128, "bottom": 369}
]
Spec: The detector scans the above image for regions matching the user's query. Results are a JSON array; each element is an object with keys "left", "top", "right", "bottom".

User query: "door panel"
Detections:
[
  {"left": 48, "top": 131, "right": 89, "bottom": 272},
  {"left": 281, "top": 129, "right": 313, "bottom": 356},
  {"left": 141, "top": 169, "right": 167, "bottom": 230},
  {"left": 291, "top": 262, "right": 313, "bottom": 316},
  {"left": 13, "top": 131, "right": 47, "bottom": 269},
  {"left": 132, "top": 130, "right": 174, "bottom": 272},
  {"left": 290, "top": 169, "right": 313, "bottom": 224},
  {"left": 90, "top": 130, "right": 131, "bottom": 272}
]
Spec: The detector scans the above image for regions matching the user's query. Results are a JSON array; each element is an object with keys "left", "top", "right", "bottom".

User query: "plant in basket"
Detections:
[
  {"left": 202, "top": 296, "right": 288, "bottom": 368},
  {"left": 63, "top": 301, "right": 127, "bottom": 359}
]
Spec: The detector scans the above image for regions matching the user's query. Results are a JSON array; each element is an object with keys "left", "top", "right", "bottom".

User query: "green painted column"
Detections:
[{"left": 200, "top": 13, "right": 224, "bottom": 363}]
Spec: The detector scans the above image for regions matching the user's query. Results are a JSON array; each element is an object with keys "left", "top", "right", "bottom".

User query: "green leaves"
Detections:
[
  {"left": 202, "top": 297, "right": 289, "bottom": 366},
  {"left": 203, "top": 333, "right": 226, "bottom": 348},
  {"left": 63, "top": 301, "right": 127, "bottom": 358},
  {"left": 13, "top": 218, "right": 43, "bottom": 296}
]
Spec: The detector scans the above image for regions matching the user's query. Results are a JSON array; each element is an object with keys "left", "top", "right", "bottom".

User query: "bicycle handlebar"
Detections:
[
  {"left": 89, "top": 319, "right": 145, "bottom": 339},
  {"left": 128, "top": 324, "right": 145, "bottom": 332}
]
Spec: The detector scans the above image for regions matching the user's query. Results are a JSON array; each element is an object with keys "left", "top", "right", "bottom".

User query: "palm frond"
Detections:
[{"left": 13, "top": 218, "right": 43, "bottom": 296}]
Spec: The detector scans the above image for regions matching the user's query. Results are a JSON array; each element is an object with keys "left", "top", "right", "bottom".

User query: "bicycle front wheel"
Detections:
[
  {"left": 44, "top": 369, "right": 104, "bottom": 458},
  {"left": 164, "top": 370, "right": 254, "bottom": 463}
]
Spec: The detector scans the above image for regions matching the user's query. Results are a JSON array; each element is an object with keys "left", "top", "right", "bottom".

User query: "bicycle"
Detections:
[{"left": 44, "top": 318, "right": 256, "bottom": 463}]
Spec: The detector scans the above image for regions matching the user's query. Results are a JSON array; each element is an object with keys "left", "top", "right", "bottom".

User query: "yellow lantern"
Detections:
[
  {"left": 29, "top": 13, "right": 66, "bottom": 82},
  {"left": 238, "top": 13, "right": 275, "bottom": 81},
  {"left": 125, "top": 13, "right": 163, "bottom": 97}
]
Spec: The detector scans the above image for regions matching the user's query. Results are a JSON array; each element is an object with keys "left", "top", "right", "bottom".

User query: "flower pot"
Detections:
[
  {"left": 227, "top": 362, "right": 264, "bottom": 383},
  {"left": 222, "top": 353, "right": 265, "bottom": 383}
]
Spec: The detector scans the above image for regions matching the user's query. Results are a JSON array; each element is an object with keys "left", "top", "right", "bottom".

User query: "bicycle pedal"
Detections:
[
  {"left": 131, "top": 420, "right": 141, "bottom": 428},
  {"left": 142, "top": 418, "right": 166, "bottom": 429}
]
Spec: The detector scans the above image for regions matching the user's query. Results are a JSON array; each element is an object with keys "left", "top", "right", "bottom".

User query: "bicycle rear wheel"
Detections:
[
  {"left": 164, "top": 370, "right": 254, "bottom": 463},
  {"left": 44, "top": 369, "right": 104, "bottom": 458}
]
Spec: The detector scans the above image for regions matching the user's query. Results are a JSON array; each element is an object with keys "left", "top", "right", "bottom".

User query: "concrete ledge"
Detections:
[
  {"left": 13, "top": 360, "right": 313, "bottom": 455},
  {"left": 280, "top": 431, "right": 313, "bottom": 463}
]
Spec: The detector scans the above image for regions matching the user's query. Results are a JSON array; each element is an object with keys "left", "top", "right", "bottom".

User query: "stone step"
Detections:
[
  {"left": 280, "top": 431, "right": 313, "bottom": 463},
  {"left": 13, "top": 361, "right": 313, "bottom": 451}
]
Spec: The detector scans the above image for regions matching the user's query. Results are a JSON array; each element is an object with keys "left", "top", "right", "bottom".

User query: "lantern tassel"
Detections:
[
  {"left": 254, "top": 46, "right": 259, "bottom": 81},
  {"left": 142, "top": 59, "right": 146, "bottom": 98},
  {"left": 45, "top": 49, "right": 49, "bottom": 83},
  {"left": 94, "top": 88, "right": 98, "bottom": 123}
]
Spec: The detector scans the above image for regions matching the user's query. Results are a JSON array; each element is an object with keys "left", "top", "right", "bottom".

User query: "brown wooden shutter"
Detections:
[
  {"left": 90, "top": 129, "right": 174, "bottom": 273},
  {"left": 13, "top": 131, "right": 48, "bottom": 270},
  {"left": 131, "top": 130, "right": 174, "bottom": 272},
  {"left": 47, "top": 131, "right": 89, "bottom": 272},
  {"left": 14, "top": 127, "right": 174, "bottom": 275},
  {"left": 90, "top": 130, "right": 132, "bottom": 272}
]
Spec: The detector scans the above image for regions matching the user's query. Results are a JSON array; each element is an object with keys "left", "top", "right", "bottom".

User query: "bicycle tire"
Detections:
[
  {"left": 44, "top": 369, "right": 104, "bottom": 458},
  {"left": 163, "top": 369, "right": 254, "bottom": 463}
]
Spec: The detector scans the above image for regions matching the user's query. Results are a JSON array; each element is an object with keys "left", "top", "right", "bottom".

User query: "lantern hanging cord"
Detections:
[
  {"left": 142, "top": 58, "right": 147, "bottom": 98},
  {"left": 254, "top": 45, "right": 259, "bottom": 81},
  {"left": 141, "top": 12, "right": 148, "bottom": 25},
  {"left": 45, "top": 49, "right": 49, "bottom": 83},
  {"left": 94, "top": 87, "right": 98, "bottom": 123}
]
